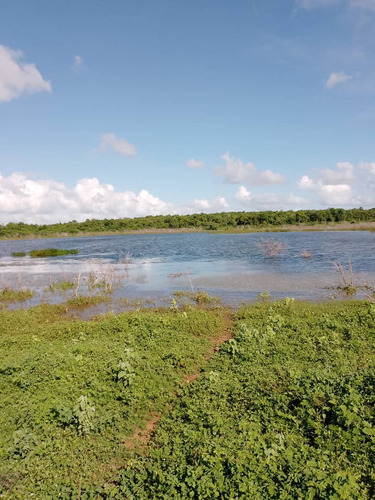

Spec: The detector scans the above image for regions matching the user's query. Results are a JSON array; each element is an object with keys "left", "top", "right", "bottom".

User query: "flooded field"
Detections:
[{"left": 1, "top": 231, "right": 374, "bottom": 309}]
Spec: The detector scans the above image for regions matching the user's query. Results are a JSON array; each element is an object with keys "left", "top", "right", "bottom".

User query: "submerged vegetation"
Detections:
[
  {"left": 29, "top": 248, "right": 78, "bottom": 258},
  {"left": 0, "top": 287, "right": 34, "bottom": 304},
  {"left": 2, "top": 207, "right": 375, "bottom": 238},
  {"left": 0, "top": 297, "right": 374, "bottom": 498}
]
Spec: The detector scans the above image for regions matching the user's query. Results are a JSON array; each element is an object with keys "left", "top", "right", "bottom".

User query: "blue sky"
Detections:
[{"left": 0, "top": 0, "right": 375, "bottom": 223}]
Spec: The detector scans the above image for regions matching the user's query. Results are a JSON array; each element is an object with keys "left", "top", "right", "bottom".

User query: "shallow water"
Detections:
[{"left": 1, "top": 231, "right": 374, "bottom": 307}]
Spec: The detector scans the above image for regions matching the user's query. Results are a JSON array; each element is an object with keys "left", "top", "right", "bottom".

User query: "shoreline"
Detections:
[{"left": 1, "top": 221, "right": 375, "bottom": 241}]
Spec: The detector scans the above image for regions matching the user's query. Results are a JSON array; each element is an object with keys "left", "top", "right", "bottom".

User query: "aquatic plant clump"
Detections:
[
  {"left": 0, "top": 287, "right": 34, "bottom": 303},
  {"left": 29, "top": 248, "right": 78, "bottom": 258},
  {"left": 11, "top": 252, "right": 26, "bottom": 258}
]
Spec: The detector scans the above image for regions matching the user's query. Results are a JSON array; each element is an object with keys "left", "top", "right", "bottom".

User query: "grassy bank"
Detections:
[{"left": 0, "top": 299, "right": 374, "bottom": 498}]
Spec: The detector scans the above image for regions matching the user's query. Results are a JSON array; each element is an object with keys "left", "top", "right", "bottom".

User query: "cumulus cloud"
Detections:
[
  {"left": 0, "top": 173, "right": 231, "bottom": 223},
  {"left": 295, "top": 161, "right": 375, "bottom": 206},
  {"left": 184, "top": 196, "right": 228, "bottom": 212},
  {"left": 0, "top": 173, "right": 171, "bottom": 223},
  {"left": 0, "top": 45, "right": 51, "bottom": 103},
  {"left": 358, "top": 161, "right": 375, "bottom": 175},
  {"left": 214, "top": 153, "right": 285, "bottom": 186},
  {"left": 235, "top": 185, "right": 309, "bottom": 210},
  {"left": 186, "top": 158, "right": 205, "bottom": 168},
  {"left": 72, "top": 55, "right": 83, "bottom": 71},
  {"left": 97, "top": 133, "right": 137, "bottom": 157},
  {"left": 326, "top": 71, "right": 353, "bottom": 89}
]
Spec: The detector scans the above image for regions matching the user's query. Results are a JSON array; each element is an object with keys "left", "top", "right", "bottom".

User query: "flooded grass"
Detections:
[{"left": 29, "top": 248, "right": 78, "bottom": 258}]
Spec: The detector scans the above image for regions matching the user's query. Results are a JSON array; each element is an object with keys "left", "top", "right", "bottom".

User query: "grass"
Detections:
[
  {"left": 0, "top": 299, "right": 374, "bottom": 498},
  {"left": 11, "top": 252, "right": 26, "bottom": 258},
  {"left": 29, "top": 248, "right": 78, "bottom": 258}
]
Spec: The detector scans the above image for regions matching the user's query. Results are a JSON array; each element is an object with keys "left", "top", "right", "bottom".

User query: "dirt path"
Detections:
[{"left": 124, "top": 309, "right": 234, "bottom": 453}]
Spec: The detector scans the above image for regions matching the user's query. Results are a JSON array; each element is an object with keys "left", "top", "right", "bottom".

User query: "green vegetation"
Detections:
[
  {"left": 1, "top": 207, "right": 375, "bottom": 238},
  {"left": 0, "top": 288, "right": 34, "bottom": 304},
  {"left": 11, "top": 252, "right": 26, "bottom": 258},
  {"left": 29, "top": 248, "right": 78, "bottom": 258},
  {"left": 47, "top": 280, "right": 76, "bottom": 293},
  {"left": 0, "top": 302, "right": 227, "bottom": 498},
  {"left": 65, "top": 294, "right": 110, "bottom": 309},
  {"left": 0, "top": 299, "right": 374, "bottom": 498},
  {"left": 115, "top": 300, "right": 375, "bottom": 499}
]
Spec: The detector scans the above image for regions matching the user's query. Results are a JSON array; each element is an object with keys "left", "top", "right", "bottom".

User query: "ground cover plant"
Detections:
[
  {"left": 1, "top": 299, "right": 374, "bottom": 498},
  {"left": 113, "top": 300, "right": 375, "bottom": 499},
  {"left": 0, "top": 301, "right": 228, "bottom": 498},
  {"left": 29, "top": 248, "right": 78, "bottom": 258}
]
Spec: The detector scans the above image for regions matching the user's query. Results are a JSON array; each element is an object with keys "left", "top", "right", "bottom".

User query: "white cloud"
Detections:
[
  {"left": 297, "top": 161, "right": 359, "bottom": 205},
  {"left": 235, "top": 186, "right": 252, "bottom": 203},
  {"left": 97, "top": 133, "right": 137, "bottom": 157},
  {"left": 320, "top": 162, "right": 355, "bottom": 183},
  {"left": 187, "top": 158, "right": 205, "bottom": 168},
  {"left": 183, "top": 196, "right": 228, "bottom": 213},
  {"left": 72, "top": 55, "right": 83, "bottom": 71},
  {"left": 326, "top": 71, "right": 353, "bottom": 89},
  {"left": 0, "top": 45, "right": 51, "bottom": 103},
  {"left": 214, "top": 153, "right": 285, "bottom": 186},
  {"left": 0, "top": 173, "right": 231, "bottom": 223},
  {"left": 235, "top": 186, "right": 309, "bottom": 210},
  {"left": 0, "top": 173, "right": 171, "bottom": 223},
  {"left": 358, "top": 161, "right": 375, "bottom": 175},
  {"left": 317, "top": 184, "right": 353, "bottom": 204}
]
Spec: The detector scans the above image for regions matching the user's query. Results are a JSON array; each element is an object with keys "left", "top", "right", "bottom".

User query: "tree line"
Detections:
[{"left": 1, "top": 207, "right": 375, "bottom": 238}]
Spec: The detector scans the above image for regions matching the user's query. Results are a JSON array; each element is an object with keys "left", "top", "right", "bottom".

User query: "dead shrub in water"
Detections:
[
  {"left": 256, "top": 239, "right": 288, "bottom": 258},
  {"left": 333, "top": 260, "right": 356, "bottom": 295},
  {"left": 169, "top": 268, "right": 194, "bottom": 292},
  {"left": 300, "top": 250, "right": 313, "bottom": 259}
]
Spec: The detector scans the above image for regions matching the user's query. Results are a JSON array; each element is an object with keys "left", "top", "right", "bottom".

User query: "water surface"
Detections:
[{"left": 1, "top": 231, "right": 374, "bottom": 306}]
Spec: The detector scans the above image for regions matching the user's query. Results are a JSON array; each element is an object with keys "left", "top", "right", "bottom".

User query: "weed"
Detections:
[{"left": 72, "top": 396, "right": 96, "bottom": 435}]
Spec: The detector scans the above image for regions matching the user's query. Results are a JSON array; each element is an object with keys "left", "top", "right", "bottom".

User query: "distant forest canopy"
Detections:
[{"left": 1, "top": 207, "right": 375, "bottom": 238}]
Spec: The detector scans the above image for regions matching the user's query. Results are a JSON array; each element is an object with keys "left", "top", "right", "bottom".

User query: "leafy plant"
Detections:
[{"left": 72, "top": 396, "right": 96, "bottom": 435}]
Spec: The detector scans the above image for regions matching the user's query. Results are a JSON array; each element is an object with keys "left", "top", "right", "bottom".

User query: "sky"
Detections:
[{"left": 0, "top": 0, "right": 375, "bottom": 224}]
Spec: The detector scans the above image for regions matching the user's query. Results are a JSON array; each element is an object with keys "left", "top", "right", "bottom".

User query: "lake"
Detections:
[{"left": 1, "top": 231, "right": 374, "bottom": 307}]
